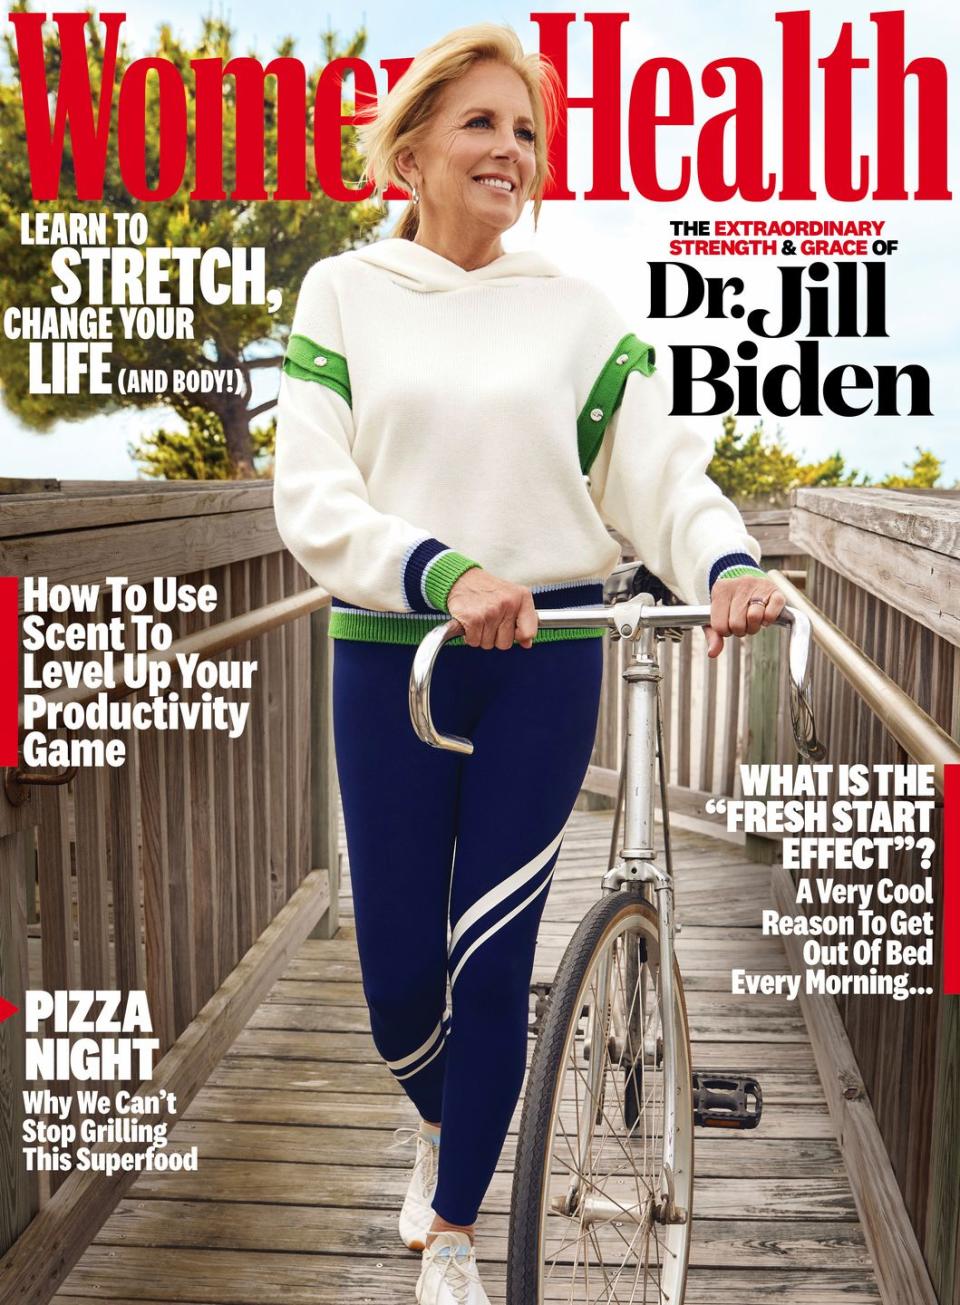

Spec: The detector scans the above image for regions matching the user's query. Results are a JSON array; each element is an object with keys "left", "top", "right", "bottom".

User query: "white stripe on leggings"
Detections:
[
  {"left": 383, "top": 1018, "right": 442, "bottom": 1071},
  {"left": 449, "top": 862, "right": 557, "bottom": 991},
  {"left": 394, "top": 1034, "right": 446, "bottom": 1081},
  {"left": 448, "top": 829, "right": 563, "bottom": 957}
]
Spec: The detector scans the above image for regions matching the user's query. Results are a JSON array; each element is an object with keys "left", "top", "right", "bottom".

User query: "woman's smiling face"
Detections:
[{"left": 398, "top": 60, "right": 538, "bottom": 242}]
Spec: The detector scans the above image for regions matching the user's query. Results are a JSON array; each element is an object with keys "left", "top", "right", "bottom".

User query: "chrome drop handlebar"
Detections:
[{"left": 408, "top": 597, "right": 826, "bottom": 762}]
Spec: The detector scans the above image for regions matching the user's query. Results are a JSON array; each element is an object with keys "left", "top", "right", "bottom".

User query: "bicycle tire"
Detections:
[{"left": 509, "top": 890, "right": 693, "bottom": 1304}]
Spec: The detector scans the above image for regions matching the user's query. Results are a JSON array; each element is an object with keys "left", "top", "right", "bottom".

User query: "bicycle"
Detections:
[{"left": 408, "top": 565, "right": 825, "bottom": 1304}]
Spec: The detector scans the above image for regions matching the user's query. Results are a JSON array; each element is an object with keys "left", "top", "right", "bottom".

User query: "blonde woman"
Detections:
[{"left": 273, "top": 23, "right": 782, "bottom": 1304}]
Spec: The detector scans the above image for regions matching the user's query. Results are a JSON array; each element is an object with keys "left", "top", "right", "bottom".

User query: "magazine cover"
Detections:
[{"left": 0, "top": 2, "right": 957, "bottom": 1303}]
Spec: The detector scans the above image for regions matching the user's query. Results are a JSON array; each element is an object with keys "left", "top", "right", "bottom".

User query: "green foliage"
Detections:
[
  {"left": 0, "top": 4, "right": 383, "bottom": 474},
  {"left": 708, "top": 418, "right": 948, "bottom": 500},
  {"left": 129, "top": 409, "right": 275, "bottom": 480},
  {"left": 878, "top": 447, "right": 943, "bottom": 489},
  {"left": 708, "top": 416, "right": 864, "bottom": 500}
]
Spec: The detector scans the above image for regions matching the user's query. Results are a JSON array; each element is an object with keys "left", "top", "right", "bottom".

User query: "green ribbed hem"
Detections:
[
  {"left": 715, "top": 565, "right": 767, "bottom": 583},
  {"left": 328, "top": 609, "right": 606, "bottom": 646},
  {"left": 423, "top": 551, "right": 481, "bottom": 612}
]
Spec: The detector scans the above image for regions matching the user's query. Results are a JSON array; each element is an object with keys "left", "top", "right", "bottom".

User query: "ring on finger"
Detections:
[{"left": 747, "top": 596, "right": 768, "bottom": 607}]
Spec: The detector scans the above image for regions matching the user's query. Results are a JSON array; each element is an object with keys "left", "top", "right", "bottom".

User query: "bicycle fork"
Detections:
[{"left": 584, "top": 619, "right": 686, "bottom": 1227}]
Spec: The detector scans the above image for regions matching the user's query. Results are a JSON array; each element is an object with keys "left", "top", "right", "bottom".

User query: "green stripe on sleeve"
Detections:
[
  {"left": 282, "top": 334, "right": 351, "bottom": 405},
  {"left": 716, "top": 565, "right": 767, "bottom": 582},
  {"left": 577, "top": 334, "right": 656, "bottom": 475},
  {"left": 423, "top": 550, "right": 481, "bottom": 613}
]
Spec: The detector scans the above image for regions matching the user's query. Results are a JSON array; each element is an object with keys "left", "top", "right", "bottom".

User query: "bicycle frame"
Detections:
[
  {"left": 408, "top": 592, "right": 824, "bottom": 1229},
  {"left": 597, "top": 617, "right": 686, "bottom": 1222}
]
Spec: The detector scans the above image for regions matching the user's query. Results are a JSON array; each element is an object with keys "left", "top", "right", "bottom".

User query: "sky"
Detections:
[{"left": 2, "top": 0, "right": 958, "bottom": 484}]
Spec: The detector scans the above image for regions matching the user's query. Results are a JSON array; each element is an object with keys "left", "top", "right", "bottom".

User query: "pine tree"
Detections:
[{"left": 0, "top": 6, "right": 383, "bottom": 476}]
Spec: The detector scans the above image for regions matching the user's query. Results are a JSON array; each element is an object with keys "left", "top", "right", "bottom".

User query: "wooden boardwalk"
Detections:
[{"left": 54, "top": 811, "right": 880, "bottom": 1304}]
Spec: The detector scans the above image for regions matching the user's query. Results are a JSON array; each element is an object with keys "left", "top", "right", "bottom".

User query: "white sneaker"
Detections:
[
  {"left": 415, "top": 1230, "right": 491, "bottom": 1305},
  {"left": 390, "top": 1125, "right": 440, "bottom": 1251}
]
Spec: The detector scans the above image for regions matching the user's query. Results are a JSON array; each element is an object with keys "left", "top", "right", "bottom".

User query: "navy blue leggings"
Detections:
[{"left": 332, "top": 635, "right": 603, "bottom": 1226}]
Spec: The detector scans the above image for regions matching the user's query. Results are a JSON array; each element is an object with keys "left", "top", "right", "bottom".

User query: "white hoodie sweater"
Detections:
[{"left": 272, "top": 238, "right": 764, "bottom": 643}]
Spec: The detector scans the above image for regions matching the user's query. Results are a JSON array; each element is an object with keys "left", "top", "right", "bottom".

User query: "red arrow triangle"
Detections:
[{"left": 0, "top": 997, "right": 19, "bottom": 1024}]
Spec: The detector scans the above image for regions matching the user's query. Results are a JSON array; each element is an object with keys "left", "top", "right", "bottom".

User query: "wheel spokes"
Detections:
[{"left": 538, "top": 922, "right": 685, "bottom": 1303}]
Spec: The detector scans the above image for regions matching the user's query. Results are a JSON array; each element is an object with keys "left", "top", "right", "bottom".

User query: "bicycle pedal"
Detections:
[
  {"left": 692, "top": 1073, "right": 763, "bottom": 1130},
  {"left": 529, "top": 982, "right": 552, "bottom": 1035}
]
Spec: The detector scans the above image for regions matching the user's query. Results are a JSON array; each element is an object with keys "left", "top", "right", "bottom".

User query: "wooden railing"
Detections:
[
  {"left": 779, "top": 487, "right": 960, "bottom": 1305},
  {"left": 0, "top": 482, "right": 338, "bottom": 1302},
  {"left": 2, "top": 482, "right": 955, "bottom": 1305}
]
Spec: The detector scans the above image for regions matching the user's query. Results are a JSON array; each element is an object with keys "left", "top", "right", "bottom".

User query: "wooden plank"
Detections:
[
  {"left": 129, "top": 1159, "right": 851, "bottom": 1218},
  {"left": 926, "top": 1000, "right": 960, "bottom": 1305},
  {"left": 791, "top": 506, "right": 960, "bottom": 648},
  {"left": 923, "top": 662, "right": 960, "bottom": 1303},
  {"left": 226, "top": 1026, "right": 820, "bottom": 1073},
  {"left": 3, "top": 514, "right": 286, "bottom": 610},
  {"left": 0, "top": 485, "right": 273, "bottom": 540},
  {"left": 248, "top": 559, "right": 272, "bottom": 939},
  {"left": 660, "top": 635, "right": 673, "bottom": 779},
  {"left": 677, "top": 634, "right": 692, "bottom": 787},
  {"left": 139, "top": 726, "right": 175, "bottom": 1055},
  {"left": 164, "top": 601, "right": 195, "bottom": 1038},
  {"left": 209, "top": 567, "right": 237, "bottom": 984},
  {"left": 771, "top": 864, "right": 938, "bottom": 1305},
  {"left": 56, "top": 1252, "right": 882, "bottom": 1304},
  {"left": 22, "top": 835, "right": 36, "bottom": 928},
  {"left": 71, "top": 767, "right": 111, "bottom": 988},
  {"left": 93, "top": 1200, "right": 872, "bottom": 1269},
  {"left": 162, "top": 1118, "right": 845, "bottom": 1176},
  {"left": 242, "top": 996, "right": 808, "bottom": 1042},
  {"left": 698, "top": 644, "right": 717, "bottom": 791},
  {"left": 70, "top": 599, "right": 112, "bottom": 994},
  {"left": 309, "top": 606, "right": 339, "bottom": 939},
  {"left": 109, "top": 733, "right": 144, "bottom": 995},
  {"left": 0, "top": 870, "right": 330, "bottom": 1305},
  {"left": 792, "top": 487, "right": 960, "bottom": 558},
  {"left": 175, "top": 1085, "right": 825, "bottom": 1136},
  {"left": 35, "top": 785, "right": 74, "bottom": 993},
  {"left": 204, "top": 1053, "right": 827, "bottom": 1101},
  {"left": 264, "top": 554, "right": 287, "bottom": 918},
  {"left": 720, "top": 634, "right": 741, "bottom": 795},
  {"left": 229, "top": 560, "right": 256, "bottom": 956},
  {"left": 261, "top": 971, "right": 799, "bottom": 1005},
  {"left": 0, "top": 831, "right": 37, "bottom": 1254},
  {"left": 292, "top": 563, "right": 312, "bottom": 892},
  {"left": 182, "top": 576, "right": 216, "bottom": 1010},
  {"left": 744, "top": 622, "right": 781, "bottom": 864},
  {"left": 283, "top": 553, "right": 301, "bottom": 901},
  {"left": 0, "top": 476, "right": 59, "bottom": 496}
]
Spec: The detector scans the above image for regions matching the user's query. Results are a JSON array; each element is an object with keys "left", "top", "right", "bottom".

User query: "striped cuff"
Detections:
[
  {"left": 403, "top": 538, "right": 480, "bottom": 613},
  {"left": 708, "top": 552, "right": 766, "bottom": 593}
]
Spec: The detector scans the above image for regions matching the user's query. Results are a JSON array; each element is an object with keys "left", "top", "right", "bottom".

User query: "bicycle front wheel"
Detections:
[{"left": 509, "top": 890, "right": 693, "bottom": 1304}]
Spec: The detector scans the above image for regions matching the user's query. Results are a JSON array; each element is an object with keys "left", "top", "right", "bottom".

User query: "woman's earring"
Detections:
[{"left": 411, "top": 185, "right": 420, "bottom": 205}]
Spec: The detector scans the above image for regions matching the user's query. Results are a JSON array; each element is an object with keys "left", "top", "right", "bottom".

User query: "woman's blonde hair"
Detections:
[{"left": 357, "top": 24, "right": 560, "bottom": 240}]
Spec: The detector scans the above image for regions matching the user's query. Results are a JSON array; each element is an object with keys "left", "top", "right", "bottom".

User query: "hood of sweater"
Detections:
[{"left": 349, "top": 237, "right": 563, "bottom": 293}]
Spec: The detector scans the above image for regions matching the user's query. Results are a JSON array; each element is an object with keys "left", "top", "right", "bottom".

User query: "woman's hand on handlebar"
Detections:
[
  {"left": 705, "top": 574, "right": 785, "bottom": 659},
  {"left": 446, "top": 569, "right": 539, "bottom": 650}
]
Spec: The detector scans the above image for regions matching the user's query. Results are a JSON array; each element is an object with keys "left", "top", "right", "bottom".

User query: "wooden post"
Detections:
[
  {"left": 310, "top": 607, "right": 340, "bottom": 939},
  {"left": 744, "top": 623, "right": 781, "bottom": 863},
  {"left": 577, "top": 636, "right": 618, "bottom": 812},
  {"left": 0, "top": 830, "right": 38, "bottom": 1255},
  {"left": 21, "top": 839, "right": 35, "bottom": 928}
]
